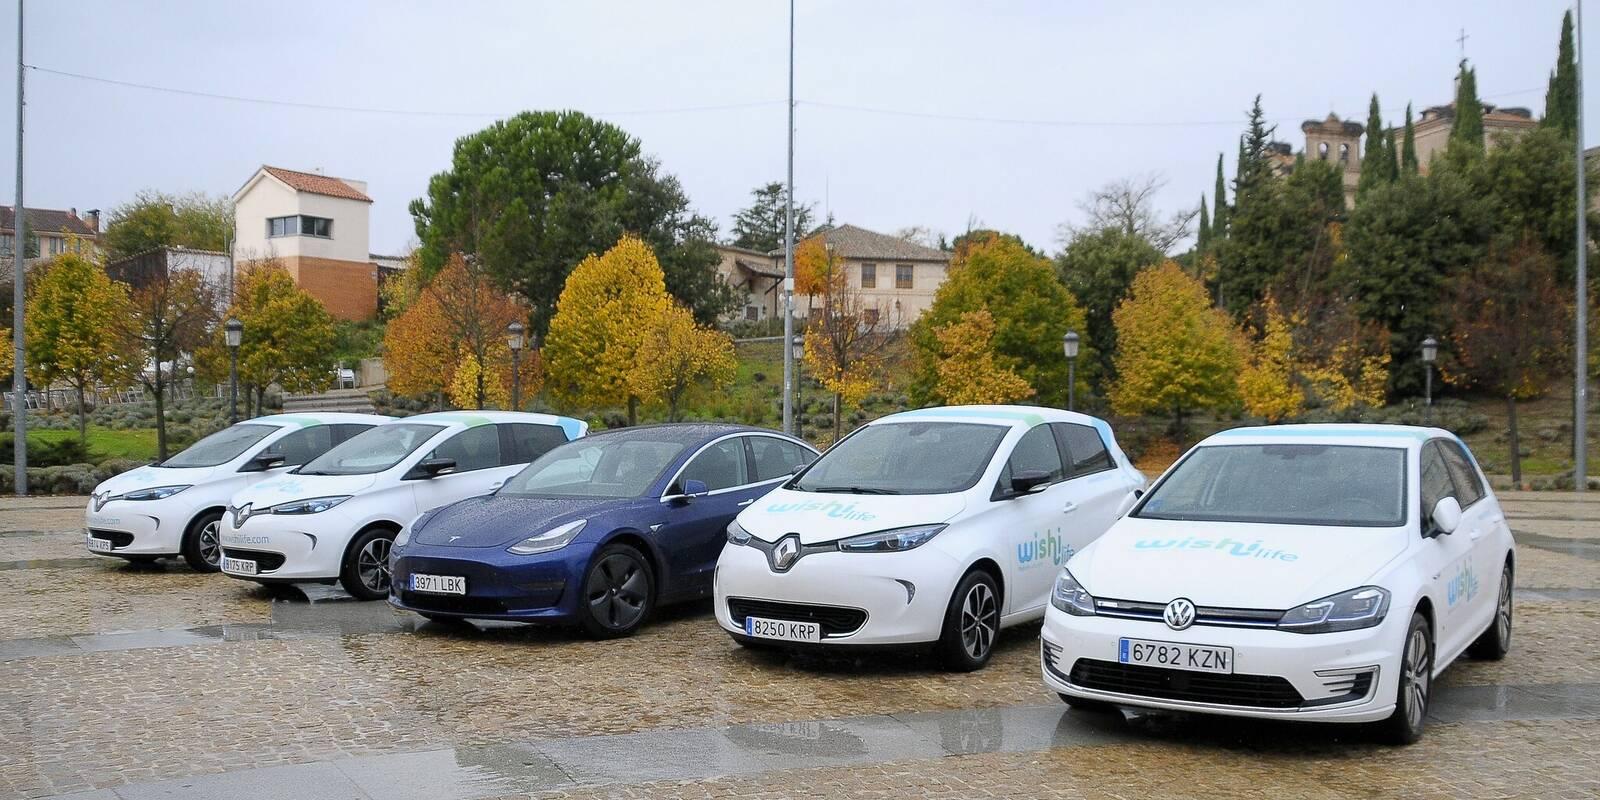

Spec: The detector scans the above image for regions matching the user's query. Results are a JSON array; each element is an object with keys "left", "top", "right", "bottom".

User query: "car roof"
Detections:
[
  {"left": 587, "top": 422, "right": 796, "bottom": 445},
  {"left": 384, "top": 410, "right": 588, "bottom": 439},
  {"left": 1200, "top": 423, "right": 1451, "bottom": 450},
  {"left": 250, "top": 412, "right": 392, "bottom": 427},
  {"left": 872, "top": 405, "right": 1110, "bottom": 431}
]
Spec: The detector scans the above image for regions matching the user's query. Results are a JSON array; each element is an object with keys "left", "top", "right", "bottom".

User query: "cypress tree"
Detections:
[
  {"left": 1543, "top": 10, "right": 1578, "bottom": 137},
  {"left": 1450, "top": 60, "right": 1485, "bottom": 150},
  {"left": 1401, "top": 103, "right": 1420, "bottom": 173},
  {"left": 1197, "top": 194, "right": 1211, "bottom": 251},
  {"left": 1357, "top": 93, "right": 1389, "bottom": 199},
  {"left": 1384, "top": 130, "right": 1401, "bottom": 181},
  {"left": 1212, "top": 153, "right": 1229, "bottom": 235}
]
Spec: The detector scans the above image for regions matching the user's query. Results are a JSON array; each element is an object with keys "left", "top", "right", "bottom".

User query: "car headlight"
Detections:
[
  {"left": 508, "top": 519, "right": 587, "bottom": 555},
  {"left": 726, "top": 519, "right": 752, "bottom": 545},
  {"left": 1278, "top": 586, "right": 1390, "bottom": 633},
  {"left": 121, "top": 485, "right": 191, "bottom": 501},
  {"left": 837, "top": 524, "right": 946, "bottom": 553},
  {"left": 1051, "top": 568, "right": 1097, "bottom": 615},
  {"left": 270, "top": 496, "right": 352, "bottom": 515},
  {"left": 395, "top": 507, "right": 444, "bottom": 548}
]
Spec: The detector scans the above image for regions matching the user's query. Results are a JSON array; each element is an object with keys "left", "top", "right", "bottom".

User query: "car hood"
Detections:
[
  {"left": 232, "top": 472, "right": 380, "bottom": 508},
  {"left": 413, "top": 494, "right": 635, "bottom": 548},
  {"left": 1068, "top": 516, "right": 1411, "bottom": 610},
  {"left": 738, "top": 486, "right": 967, "bottom": 545},
  {"left": 94, "top": 464, "right": 221, "bottom": 495}
]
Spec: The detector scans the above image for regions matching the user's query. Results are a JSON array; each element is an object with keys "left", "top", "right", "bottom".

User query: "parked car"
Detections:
[
  {"left": 219, "top": 411, "right": 586, "bottom": 599},
  {"left": 1041, "top": 424, "right": 1515, "bottom": 744},
  {"left": 389, "top": 424, "right": 818, "bottom": 637},
  {"left": 715, "top": 405, "right": 1144, "bottom": 671},
  {"left": 84, "top": 412, "right": 390, "bottom": 571}
]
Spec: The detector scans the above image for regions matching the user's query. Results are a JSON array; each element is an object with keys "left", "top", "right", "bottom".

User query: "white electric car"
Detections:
[
  {"left": 84, "top": 412, "right": 389, "bottom": 571},
  {"left": 715, "top": 405, "right": 1144, "bottom": 671},
  {"left": 1042, "top": 424, "right": 1515, "bottom": 744},
  {"left": 219, "top": 411, "right": 586, "bottom": 599}
]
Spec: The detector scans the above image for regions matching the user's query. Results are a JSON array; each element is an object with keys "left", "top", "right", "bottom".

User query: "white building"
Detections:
[{"left": 232, "top": 166, "right": 378, "bottom": 320}]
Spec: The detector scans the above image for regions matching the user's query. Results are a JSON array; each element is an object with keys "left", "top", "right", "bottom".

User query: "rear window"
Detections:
[
  {"left": 1136, "top": 444, "right": 1407, "bottom": 527},
  {"left": 1057, "top": 423, "right": 1114, "bottom": 477},
  {"left": 159, "top": 424, "right": 278, "bottom": 468}
]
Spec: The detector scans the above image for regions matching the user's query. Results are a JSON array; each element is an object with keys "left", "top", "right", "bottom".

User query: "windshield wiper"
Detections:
[{"left": 806, "top": 485, "right": 899, "bottom": 495}]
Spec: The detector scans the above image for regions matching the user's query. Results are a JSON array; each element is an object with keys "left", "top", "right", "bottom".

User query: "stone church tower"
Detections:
[{"left": 1300, "top": 113, "right": 1365, "bottom": 208}]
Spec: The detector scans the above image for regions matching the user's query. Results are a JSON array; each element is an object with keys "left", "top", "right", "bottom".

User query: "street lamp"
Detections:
[
  {"left": 1421, "top": 335, "right": 1439, "bottom": 425},
  {"left": 506, "top": 321, "right": 525, "bottom": 411},
  {"left": 792, "top": 335, "right": 805, "bottom": 440},
  {"left": 1062, "top": 331, "right": 1081, "bottom": 411},
  {"left": 224, "top": 318, "right": 242, "bottom": 424}
]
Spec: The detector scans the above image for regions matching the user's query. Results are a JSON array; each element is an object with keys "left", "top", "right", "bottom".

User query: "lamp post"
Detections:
[
  {"left": 792, "top": 335, "right": 805, "bottom": 440},
  {"left": 225, "top": 318, "right": 242, "bottom": 424},
  {"left": 1421, "top": 335, "right": 1438, "bottom": 425},
  {"left": 1062, "top": 331, "right": 1080, "bottom": 411},
  {"left": 506, "top": 321, "right": 525, "bottom": 411}
]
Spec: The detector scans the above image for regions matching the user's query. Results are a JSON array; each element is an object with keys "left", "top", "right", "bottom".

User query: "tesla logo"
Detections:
[
  {"left": 449, "top": 536, "right": 462, "bottom": 543},
  {"left": 1163, "top": 598, "right": 1196, "bottom": 631},
  {"left": 771, "top": 534, "right": 801, "bottom": 572},
  {"left": 229, "top": 503, "right": 253, "bottom": 527}
]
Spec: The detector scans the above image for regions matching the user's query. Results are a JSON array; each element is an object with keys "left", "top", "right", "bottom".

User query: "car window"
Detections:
[
  {"left": 505, "top": 423, "right": 570, "bottom": 466},
  {"left": 502, "top": 436, "right": 684, "bottom": 499},
  {"left": 791, "top": 422, "right": 1007, "bottom": 495},
  {"left": 260, "top": 425, "right": 332, "bottom": 467},
  {"left": 1056, "top": 423, "right": 1114, "bottom": 477},
  {"left": 997, "top": 424, "right": 1066, "bottom": 490},
  {"left": 331, "top": 424, "right": 373, "bottom": 445},
  {"left": 1438, "top": 439, "right": 1486, "bottom": 509},
  {"left": 1419, "top": 441, "right": 1456, "bottom": 521},
  {"left": 679, "top": 438, "right": 749, "bottom": 492},
  {"left": 748, "top": 436, "right": 814, "bottom": 482},
  {"left": 1136, "top": 444, "right": 1407, "bottom": 527},
  {"left": 429, "top": 425, "right": 502, "bottom": 473},
  {"left": 158, "top": 423, "right": 278, "bottom": 468},
  {"left": 300, "top": 423, "right": 445, "bottom": 476}
]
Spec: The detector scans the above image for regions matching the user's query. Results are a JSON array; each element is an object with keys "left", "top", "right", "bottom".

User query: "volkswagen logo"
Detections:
[
  {"left": 229, "top": 503, "right": 253, "bottom": 528},
  {"left": 771, "top": 534, "right": 801, "bottom": 572},
  {"left": 1163, "top": 598, "right": 1197, "bottom": 631}
]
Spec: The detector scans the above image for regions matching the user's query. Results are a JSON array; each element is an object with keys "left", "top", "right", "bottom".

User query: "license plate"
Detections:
[
  {"left": 222, "top": 556, "right": 258, "bottom": 576},
  {"left": 1119, "top": 637, "right": 1234, "bottom": 674},
  {"left": 744, "top": 616, "right": 821, "bottom": 642},
  {"left": 85, "top": 536, "right": 113, "bottom": 553},
  {"left": 410, "top": 573, "right": 466, "bottom": 595}
]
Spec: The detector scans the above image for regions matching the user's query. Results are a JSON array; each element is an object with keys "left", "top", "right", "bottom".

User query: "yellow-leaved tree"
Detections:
[
  {"left": 544, "top": 236, "right": 672, "bottom": 423},
  {"left": 1237, "top": 295, "right": 1303, "bottom": 422},
  {"left": 383, "top": 254, "right": 531, "bottom": 410},
  {"left": 629, "top": 303, "right": 737, "bottom": 421},
  {"left": 0, "top": 326, "right": 12, "bottom": 381},
  {"left": 198, "top": 262, "right": 336, "bottom": 416},
  {"left": 1110, "top": 262, "right": 1241, "bottom": 439},
  {"left": 25, "top": 253, "right": 138, "bottom": 442},
  {"left": 932, "top": 309, "right": 1034, "bottom": 405}
]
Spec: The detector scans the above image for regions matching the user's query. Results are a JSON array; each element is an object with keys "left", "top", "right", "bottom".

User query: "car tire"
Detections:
[
  {"left": 340, "top": 527, "right": 397, "bottom": 601},
  {"left": 1468, "top": 561, "right": 1513, "bottom": 660},
  {"left": 1375, "top": 611, "right": 1433, "bottom": 745},
  {"left": 578, "top": 543, "right": 655, "bottom": 639},
  {"left": 180, "top": 510, "right": 224, "bottom": 572},
  {"left": 1058, "top": 693, "right": 1117, "bottom": 713},
  {"left": 936, "top": 569, "right": 1001, "bottom": 672}
]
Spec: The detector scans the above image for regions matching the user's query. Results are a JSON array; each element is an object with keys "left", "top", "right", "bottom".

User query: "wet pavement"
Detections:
[{"left": 1, "top": 493, "right": 1598, "bottom": 799}]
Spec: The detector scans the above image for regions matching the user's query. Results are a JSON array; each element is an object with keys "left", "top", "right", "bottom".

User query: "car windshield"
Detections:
[
  {"left": 500, "top": 436, "right": 686, "bottom": 498},
  {"left": 158, "top": 424, "right": 279, "bottom": 468},
  {"left": 296, "top": 423, "right": 445, "bottom": 476},
  {"left": 790, "top": 421, "right": 1008, "bottom": 495},
  {"left": 1136, "top": 443, "right": 1407, "bottom": 527}
]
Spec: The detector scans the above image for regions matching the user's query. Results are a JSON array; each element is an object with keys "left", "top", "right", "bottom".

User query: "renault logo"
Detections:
[
  {"left": 771, "top": 534, "right": 801, "bottom": 572},
  {"left": 1163, "top": 598, "right": 1197, "bottom": 631},
  {"left": 229, "top": 503, "right": 253, "bottom": 528},
  {"left": 92, "top": 492, "right": 109, "bottom": 512}
]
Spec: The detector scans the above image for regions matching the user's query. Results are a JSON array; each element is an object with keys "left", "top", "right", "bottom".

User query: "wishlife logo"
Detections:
[
  {"left": 1133, "top": 537, "right": 1299, "bottom": 562},
  {"left": 1018, "top": 530, "right": 1073, "bottom": 568}
]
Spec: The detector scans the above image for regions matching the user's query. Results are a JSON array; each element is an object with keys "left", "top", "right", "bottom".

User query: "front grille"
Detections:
[
  {"left": 87, "top": 528, "right": 134, "bottom": 548},
  {"left": 397, "top": 591, "right": 508, "bottom": 615},
  {"left": 1093, "top": 598, "right": 1284, "bottom": 629},
  {"left": 220, "top": 548, "right": 287, "bottom": 572},
  {"left": 727, "top": 597, "right": 867, "bottom": 637},
  {"left": 1066, "top": 658, "right": 1305, "bottom": 709}
]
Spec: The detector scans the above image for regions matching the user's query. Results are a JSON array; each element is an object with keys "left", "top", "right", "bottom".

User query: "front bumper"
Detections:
[
  {"left": 388, "top": 542, "right": 592, "bottom": 622},
  {"left": 1040, "top": 606, "right": 1401, "bottom": 723},
  {"left": 84, "top": 501, "right": 182, "bottom": 557},
  {"left": 218, "top": 510, "right": 355, "bottom": 582},
  {"left": 712, "top": 540, "right": 960, "bottom": 646}
]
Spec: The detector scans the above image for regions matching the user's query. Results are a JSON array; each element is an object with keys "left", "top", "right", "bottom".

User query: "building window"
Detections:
[
  {"left": 744, "top": 305, "right": 759, "bottom": 321},
  {"left": 1338, "top": 143, "right": 1350, "bottom": 163},
  {"left": 0, "top": 233, "right": 12, "bottom": 255},
  {"left": 301, "top": 215, "right": 332, "bottom": 237},
  {"left": 1317, "top": 141, "right": 1329, "bottom": 160},
  {"left": 860, "top": 263, "right": 877, "bottom": 288},
  {"left": 44, "top": 236, "right": 66, "bottom": 255},
  {"left": 861, "top": 308, "right": 880, "bottom": 326},
  {"left": 895, "top": 264, "right": 914, "bottom": 289},
  {"left": 267, "top": 215, "right": 333, "bottom": 238}
]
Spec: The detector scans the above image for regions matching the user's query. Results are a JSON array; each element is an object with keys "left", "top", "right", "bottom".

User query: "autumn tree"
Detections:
[
  {"left": 199, "top": 263, "right": 336, "bottom": 415},
  {"left": 802, "top": 243, "right": 898, "bottom": 440},
  {"left": 24, "top": 254, "right": 138, "bottom": 441},
  {"left": 1237, "top": 296, "right": 1301, "bottom": 422},
  {"left": 1055, "top": 227, "right": 1163, "bottom": 384},
  {"left": 932, "top": 309, "right": 1034, "bottom": 405},
  {"left": 630, "top": 304, "right": 737, "bottom": 421},
  {"left": 0, "top": 326, "right": 11, "bottom": 379},
  {"left": 544, "top": 236, "right": 672, "bottom": 423},
  {"left": 1448, "top": 240, "right": 1571, "bottom": 484},
  {"left": 126, "top": 269, "right": 221, "bottom": 459},
  {"left": 103, "top": 190, "right": 232, "bottom": 263},
  {"left": 384, "top": 255, "right": 535, "bottom": 411},
  {"left": 1110, "top": 262, "right": 1241, "bottom": 438},
  {"left": 384, "top": 288, "right": 454, "bottom": 405}
]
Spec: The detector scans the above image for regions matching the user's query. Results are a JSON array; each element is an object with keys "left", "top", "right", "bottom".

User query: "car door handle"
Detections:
[
  {"left": 1062, "top": 501, "right": 1078, "bottom": 514},
  {"left": 1468, "top": 528, "right": 1483, "bottom": 540},
  {"left": 737, "top": 498, "right": 754, "bottom": 506}
]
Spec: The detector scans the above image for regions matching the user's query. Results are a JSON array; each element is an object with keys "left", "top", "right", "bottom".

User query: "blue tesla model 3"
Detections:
[{"left": 388, "top": 424, "right": 818, "bottom": 637}]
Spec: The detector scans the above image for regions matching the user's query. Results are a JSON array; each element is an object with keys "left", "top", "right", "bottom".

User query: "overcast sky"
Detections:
[{"left": 0, "top": 1, "right": 1589, "bottom": 256}]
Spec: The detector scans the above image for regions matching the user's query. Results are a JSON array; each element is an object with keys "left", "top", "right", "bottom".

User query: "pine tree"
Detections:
[
  {"left": 1450, "top": 60, "right": 1485, "bottom": 150},
  {"left": 1212, "top": 153, "right": 1230, "bottom": 235},
  {"left": 1197, "top": 194, "right": 1211, "bottom": 251},
  {"left": 1543, "top": 10, "right": 1578, "bottom": 137},
  {"left": 1233, "top": 95, "right": 1277, "bottom": 210},
  {"left": 1358, "top": 93, "right": 1390, "bottom": 200},
  {"left": 1401, "top": 103, "right": 1420, "bottom": 173}
]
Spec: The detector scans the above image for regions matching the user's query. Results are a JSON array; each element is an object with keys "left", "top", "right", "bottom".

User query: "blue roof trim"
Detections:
[
  {"left": 1211, "top": 426, "right": 1431, "bottom": 443},
  {"left": 556, "top": 417, "right": 586, "bottom": 440}
]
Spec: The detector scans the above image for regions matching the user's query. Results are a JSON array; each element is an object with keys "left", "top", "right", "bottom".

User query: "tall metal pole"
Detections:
[
  {"left": 1576, "top": 0, "right": 1590, "bottom": 492},
  {"left": 511, "top": 349, "right": 521, "bottom": 411},
  {"left": 228, "top": 348, "right": 238, "bottom": 425},
  {"left": 1067, "top": 359, "right": 1076, "bottom": 412},
  {"left": 11, "top": 0, "right": 26, "bottom": 496},
  {"left": 777, "top": 0, "right": 796, "bottom": 438}
]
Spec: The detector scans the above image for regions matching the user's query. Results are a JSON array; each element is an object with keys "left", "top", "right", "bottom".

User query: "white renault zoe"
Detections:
[
  {"left": 715, "top": 405, "right": 1144, "bottom": 671},
  {"left": 219, "top": 411, "right": 586, "bottom": 599},
  {"left": 1042, "top": 424, "right": 1515, "bottom": 744},
  {"left": 84, "top": 412, "right": 390, "bottom": 571}
]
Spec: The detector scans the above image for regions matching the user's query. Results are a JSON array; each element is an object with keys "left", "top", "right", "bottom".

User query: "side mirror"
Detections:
[
  {"left": 239, "top": 452, "right": 286, "bottom": 473},
  {"left": 412, "top": 457, "right": 457, "bottom": 479},
  {"left": 667, "top": 478, "right": 709, "bottom": 505},
  {"left": 1115, "top": 490, "right": 1142, "bottom": 519},
  {"left": 791, "top": 463, "right": 808, "bottom": 476},
  {"left": 1429, "top": 496, "right": 1462, "bottom": 537},
  {"left": 1008, "top": 469, "right": 1053, "bottom": 497}
]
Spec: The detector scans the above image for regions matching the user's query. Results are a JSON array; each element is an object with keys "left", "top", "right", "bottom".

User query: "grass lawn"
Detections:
[
  {"left": 32, "top": 426, "right": 160, "bottom": 462},
  {"left": 1455, "top": 380, "right": 1598, "bottom": 483}
]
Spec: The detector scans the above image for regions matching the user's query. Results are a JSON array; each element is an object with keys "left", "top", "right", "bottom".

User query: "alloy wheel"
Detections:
[
  {"left": 198, "top": 521, "right": 221, "bottom": 566},
  {"left": 587, "top": 553, "right": 648, "bottom": 630},
  {"left": 1403, "top": 626, "right": 1431, "bottom": 732},
  {"left": 357, "top": 537, "right": 393, "bottom": 593},
  {"left": 1495, "top": 570, "right": 1513, "bottom": 645},
  {"left": 960, "top": 582, "right": 998, "bottom": 660}
]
